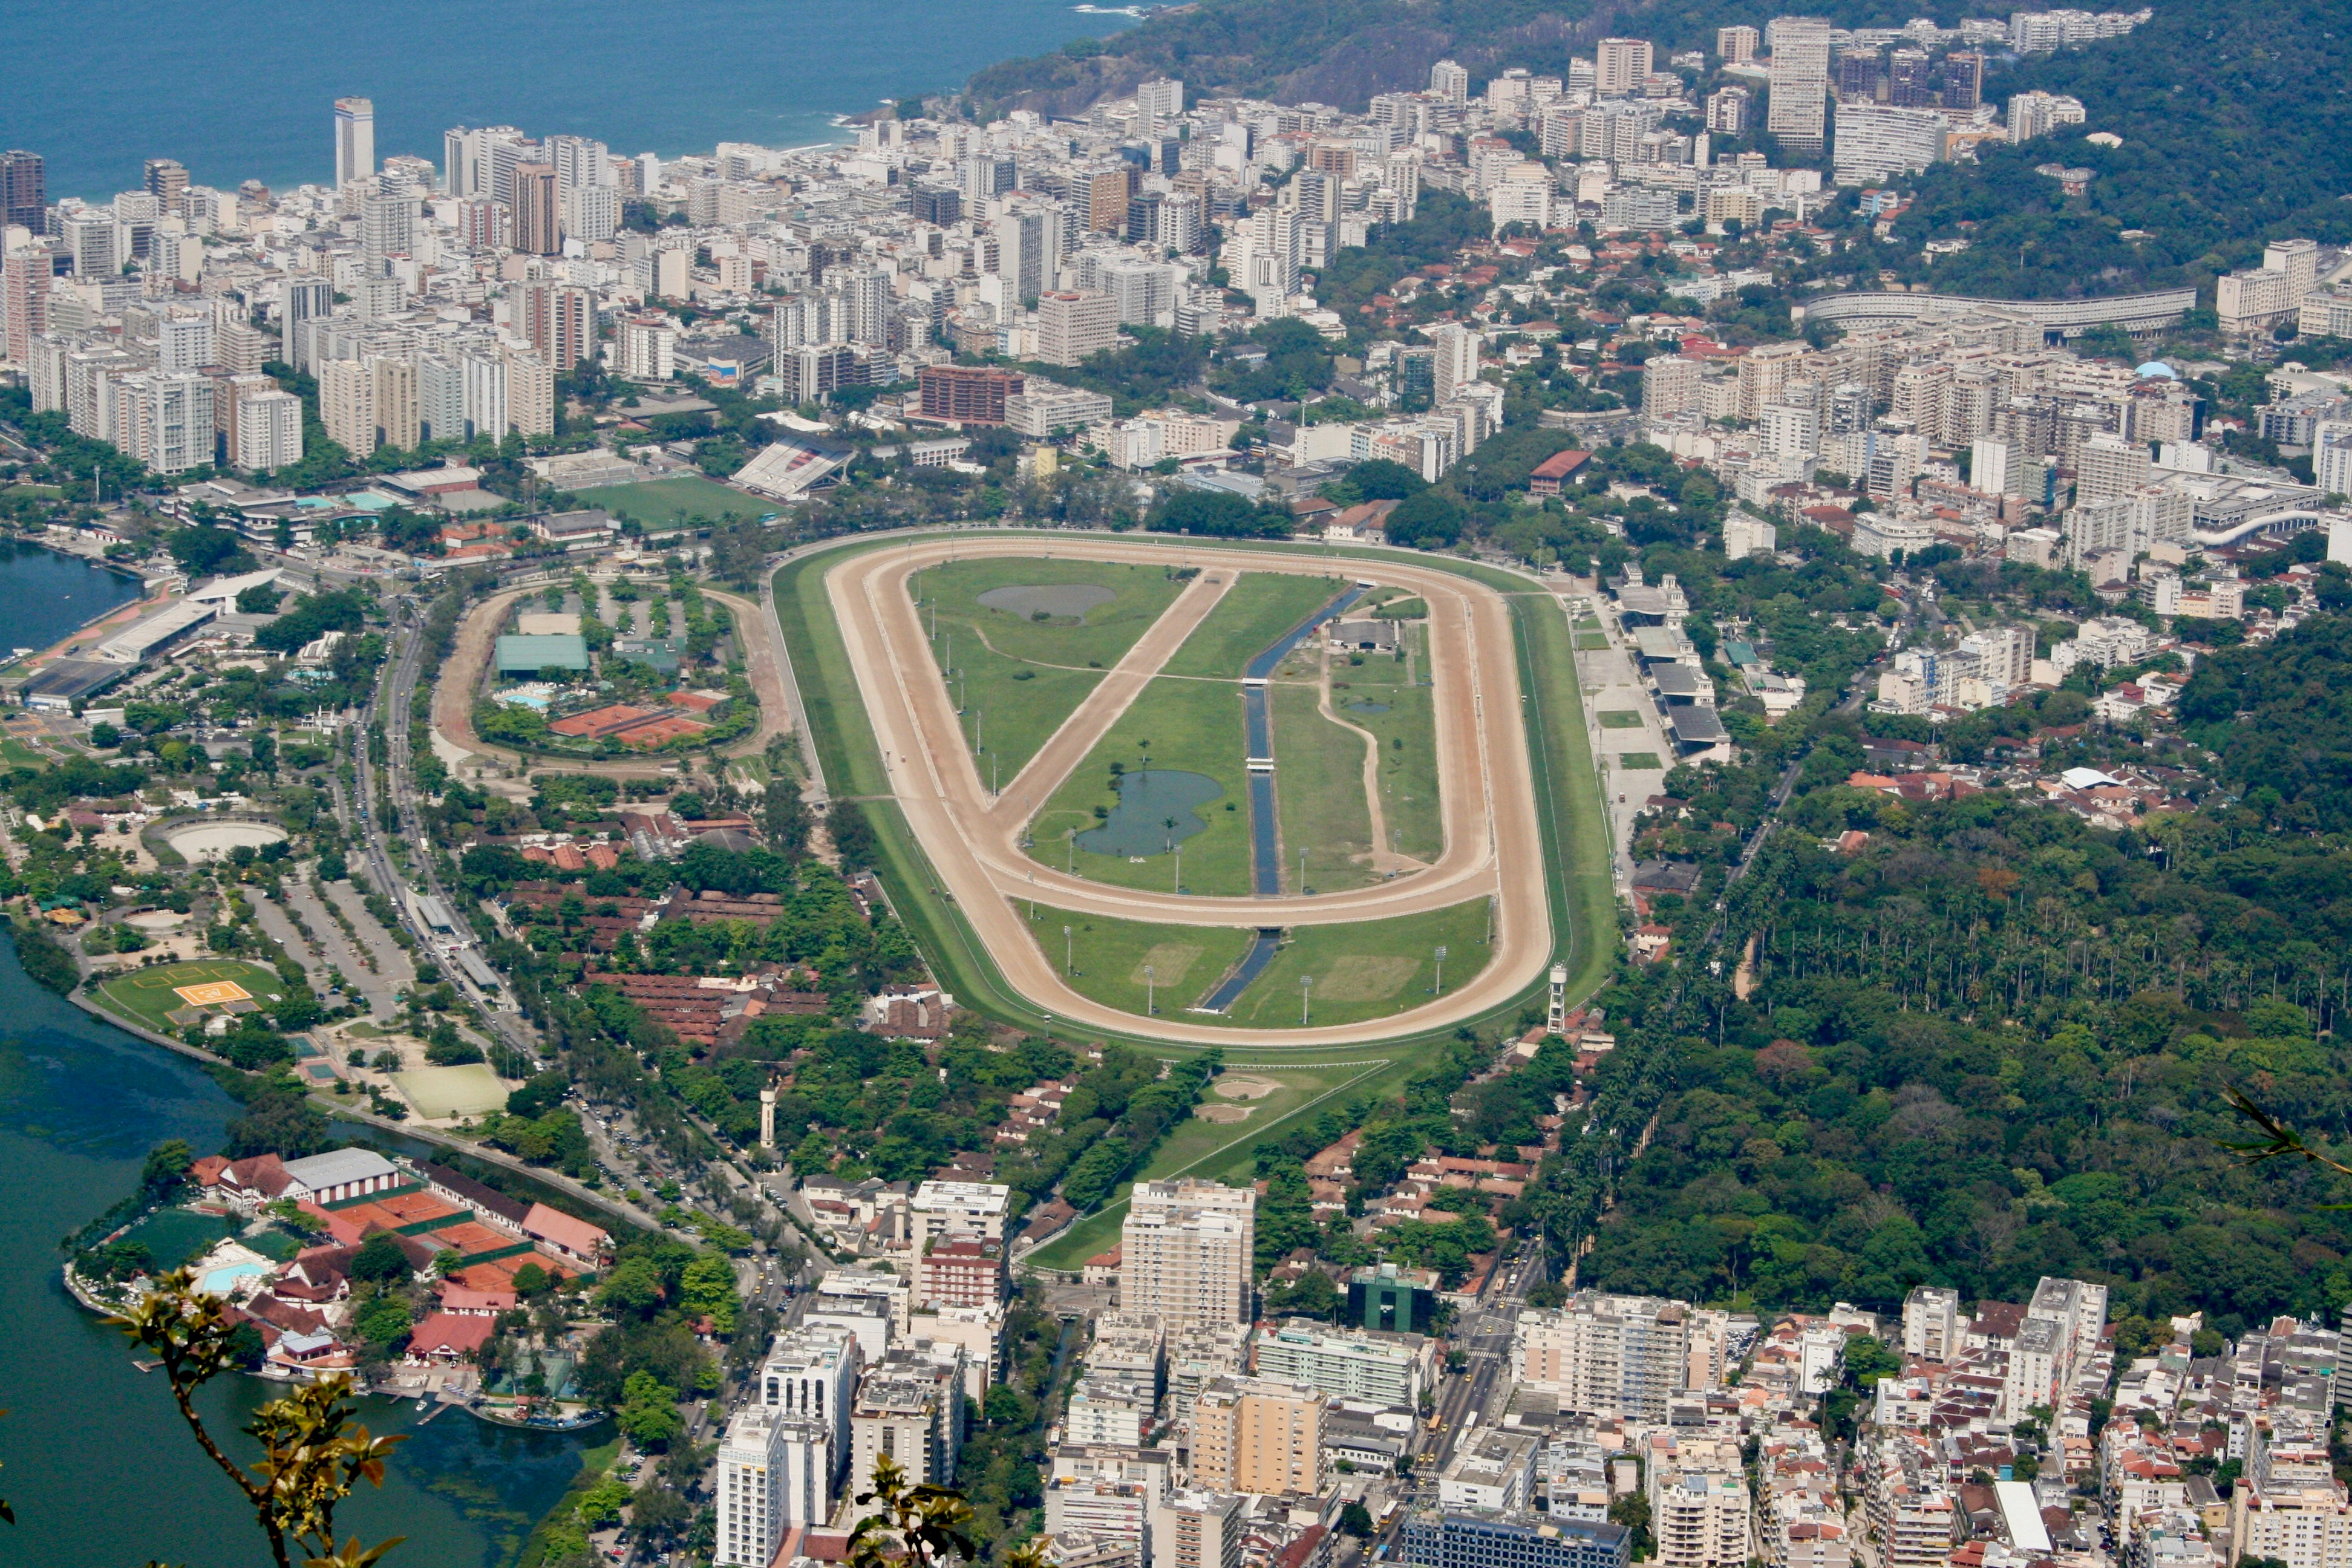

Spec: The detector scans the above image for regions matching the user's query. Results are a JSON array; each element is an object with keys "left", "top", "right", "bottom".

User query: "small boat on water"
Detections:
[{"left": 132, "top": 1360, "right": 161, "bottom": 1373}]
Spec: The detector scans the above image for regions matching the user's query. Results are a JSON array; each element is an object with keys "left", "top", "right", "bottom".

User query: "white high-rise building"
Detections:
[
  {"left": 613, "top": 313, "right": 678, "bottom": 381},
  {"left": 716, "top": 1405, "right": 789, "bottom": 1568},
  {"left": 1596, "top": 38, "right": 1655, "bottom": 96},
  {"left": 1122, "top": 1180, "right": 1255, "bottom": 1330},
  {"left": 235, "top": 388, "right": 304, "bottom": 472},
  {"left": 1136, "top": 78, "right": 1185, "bottom": 137},
  {"left": 1901, "top": 1286, "right": 1961, "bottom": 1362},
  {"left": 2314, "top": 420, "right": 2352, "bottom": 498},
  {"left": 2076, "top": 432, "right": 2152, "bottom": 506},
  {"left": 1430, "top": 322, "right": 1481, "bottom": 402},
  {"left": 1766, "top": 18, "right": 1833, "bottom": 149},
  {"left": 111, "top": 373, "right": 215, "bottom": 475},
  {"left": 335, "top": 97, "right": 376, "bottom": 189},
  {"left": 1429, "top": 60, "right": 1471, "bottom": 103},
  {"left": 359, "top": 191, "right": 414, "bottom": 270},
  {"left": 565, "top": 184, "right": 619, "bottom": 244},
  {"left": 157, "top": 313, "right": 214, "bottom": 375},
  {"left": 2007, "top": 91, "right": 2086, "bottom": 143},
  {"left": 1514, "top": 1293, "right": 1694, "bottom": 1421},
  {"left": 1831, "top": 103, "right": 1947, "bottom": 185}
]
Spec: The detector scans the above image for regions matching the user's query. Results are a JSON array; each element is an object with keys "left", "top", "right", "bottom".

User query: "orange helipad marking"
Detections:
[{"left": 173, "top": 980, "right": 252, "bottom": 1006}]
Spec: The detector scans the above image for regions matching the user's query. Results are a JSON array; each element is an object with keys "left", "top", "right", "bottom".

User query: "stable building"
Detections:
[{"left": 495, "top": 633, "right": 590, "bottom": 679}]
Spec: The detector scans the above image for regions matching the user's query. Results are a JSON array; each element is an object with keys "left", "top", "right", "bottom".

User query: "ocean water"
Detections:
[{"left": 0, "top": 0, "right": 1132, "bottom": 201}]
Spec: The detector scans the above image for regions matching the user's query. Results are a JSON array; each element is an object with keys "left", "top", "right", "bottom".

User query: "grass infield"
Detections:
[{"left": 915, "top": 557, "right": 1187, "bottom": 781}]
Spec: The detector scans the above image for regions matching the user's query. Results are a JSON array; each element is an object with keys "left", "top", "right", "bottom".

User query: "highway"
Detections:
[{"left": 348, "top": 597, "right": 539, "bottom": 1065}]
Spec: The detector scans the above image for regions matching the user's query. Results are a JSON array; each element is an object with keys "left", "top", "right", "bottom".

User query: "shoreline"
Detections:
[{"left": 0, "top": 537, "right": 169, "bottom": 680}]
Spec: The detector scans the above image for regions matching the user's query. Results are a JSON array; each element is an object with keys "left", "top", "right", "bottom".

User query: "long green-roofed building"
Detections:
[{"left": 495, "top": 633, "right": 590, "bottom": 677}]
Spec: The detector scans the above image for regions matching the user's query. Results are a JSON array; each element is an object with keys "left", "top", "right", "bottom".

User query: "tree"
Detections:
[
  {"left": 615, "top": 1369, "right": 684, "bottom": 1449},
  {"left": 1146, "top": 488, "right": 1292, "bottom": 540},
  {"left": 350, "top": 1232, "right": 412, "bottom": 1285},
  {"left": 679, "top": 1252, "right": 740, "bottom": 1333},
  {"left": 109, "top": 1269, "right": 405, "bottom": 1568},
  {"left": 224, "top": 1092, "right": 330, "bottom": 1160},
  {"left": 1383, "top": 489, "right": 1465, "bottom": 549},
  {"left": 167, "top": 524, "right": 251, "bottom": 578}
]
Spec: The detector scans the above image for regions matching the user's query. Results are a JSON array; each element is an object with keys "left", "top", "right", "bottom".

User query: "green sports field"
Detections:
[
  {"left": 93, "top": 959, "right": 287, "bottom": 1033},
  {"left": 1223, "top": 897, "right": 1496, "bottom": 1030},
  {"left": 1025, "top": 906, "right": 1258, "bottom": 1018},
  {"left": 571, "top": 476, "right": 769, "bottom": 530},
  {"left": 1033, "top": 675, "right": 1256, "bottom": 897},
  {"left": 1160, "top": 572, "right": 1345, "bottom": 678}
]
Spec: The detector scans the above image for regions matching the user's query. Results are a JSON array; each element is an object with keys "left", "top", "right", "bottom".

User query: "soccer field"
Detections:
[
  {"left": 571, "top": 476, "right": 770, "bottom": 530},
  {"left": 93, "top": 960, "right": 286, "bottom": 1033}
]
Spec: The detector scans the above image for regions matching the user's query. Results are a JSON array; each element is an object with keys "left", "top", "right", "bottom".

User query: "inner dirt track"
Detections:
[{"left": 823, "top": 534, "right": 1556, "bottom": 1047}]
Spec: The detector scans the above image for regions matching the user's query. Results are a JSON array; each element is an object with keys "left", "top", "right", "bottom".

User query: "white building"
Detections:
[
  {"left": 1250, "top": 1319, "right": 1427, "bottom": 1408},
  {"left": 717, "top": 1405, "right": 788, "bottom": 1567},
  {"left": 1439, "top": 1429, "right": 1540, "bottom": 1511},
  {"left": 1766, "top": 18, "right": 1834, "bottom": 149},
  {"left": 1832, "top": 104, "right": 1948, "bottom": 185},
  {"left": 1122, "top": 1180, "right": 1255, "bottom": 1330},
  {"left": 1515, "top": 1293, "right": 1692, "bottom": 1421}
]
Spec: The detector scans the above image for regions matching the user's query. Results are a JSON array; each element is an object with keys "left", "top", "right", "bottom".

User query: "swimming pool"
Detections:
[{"left": 198, "top": 1263, "right": 269, "bottom": 1296}]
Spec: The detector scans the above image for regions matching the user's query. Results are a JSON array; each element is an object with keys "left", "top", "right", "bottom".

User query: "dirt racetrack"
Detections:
[{"left": 823, "top": 535, "right": 1557, "bottom": 1046}]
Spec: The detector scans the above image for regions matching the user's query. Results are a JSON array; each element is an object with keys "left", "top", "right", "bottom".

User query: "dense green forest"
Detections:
[
  {"left": 1563, "top": 609, "right": 2352, "bottom": 1338},
  {"left": 1896, "top": 0, "right": 2352, "bottom": 297}
]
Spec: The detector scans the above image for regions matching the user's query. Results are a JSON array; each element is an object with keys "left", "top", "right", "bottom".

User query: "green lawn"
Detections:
[
  {"left": 572, "top": 476, "right": 769, "bottom": 529},
  {"left": 918, "top": 558, "right": 1189, "bottom": 780},
  {"left": 1025, "top": 1058, "right": 1387, "bottom": 1270},
  {"left": 1223, "top": 898, "right": 1496, "bottom": 1030},
  {"left": 118, "top": 1207, "right": 237, "bottom": 1272},
  {"left": 1615, "top": 753, "right": 1664, "bottom": 771},
  {"left": 1598, "top": 710, "right": 1646, "bottom": 728},
  {"left": 1325, "top": 642, "right": 1441, "bottom": 863},
  {"left": 1575, "top": 633, "right": 1611, "bottom": 650},
  {"left": 93, "top": 959, "right": 288, "bottom": 1033},
  {"left": 1024, "top": 904, "right": 1257, "bottom": 1018},
  {"left": 1033, "top": 675, "right": 1255, "bottom": 897},
  {"left": 1270, "top": 681, "right": 1378, "bottom": 893},
  {"left": 1161, "top": 572, "right": 1345, "bottom": 678}
]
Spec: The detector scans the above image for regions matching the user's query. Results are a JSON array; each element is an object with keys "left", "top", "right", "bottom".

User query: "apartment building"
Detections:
[
  {"left": 1514, "top": 1293, "right": 1693, "bottom": 1421},
  {"left": 1123, "top": 1180, "right": 1255, "bottom": 1329},
  {"left": 1189, "top": 1377, "right": 1327, "bottom": 1497}
]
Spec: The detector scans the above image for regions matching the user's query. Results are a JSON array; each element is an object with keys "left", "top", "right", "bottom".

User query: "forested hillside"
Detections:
[
  {"left": 1895, "top": 0, "right": 2352, "bottom": 297},
  {"left": 1559, "top": 609, "right": 2352, "bottom": 1341},
  {"left": 967, "top": 0, "right": 2350, "bottom": 309}
]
